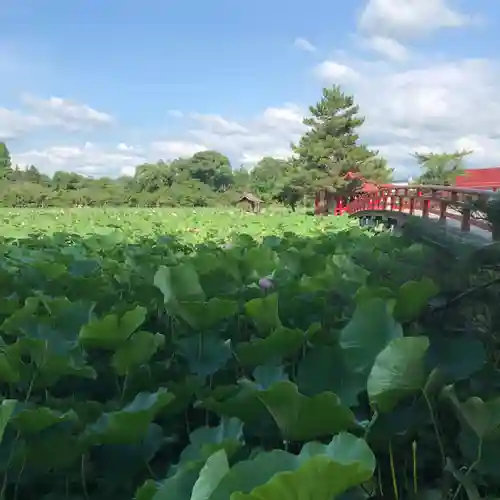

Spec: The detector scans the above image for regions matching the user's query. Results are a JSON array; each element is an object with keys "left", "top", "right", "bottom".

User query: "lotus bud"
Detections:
[{"left": 258, "top": 277, "right": 273, "bottom": 289}]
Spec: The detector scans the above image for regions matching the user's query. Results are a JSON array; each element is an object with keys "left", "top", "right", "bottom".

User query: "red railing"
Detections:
[{"left": 343, "top": 184, "right": 496, "bottom": 237}]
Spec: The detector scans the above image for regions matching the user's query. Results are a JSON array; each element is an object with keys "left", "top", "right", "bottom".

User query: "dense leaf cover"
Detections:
[{"left": 0, "top": 209, "right": 499, "bottom": 500}]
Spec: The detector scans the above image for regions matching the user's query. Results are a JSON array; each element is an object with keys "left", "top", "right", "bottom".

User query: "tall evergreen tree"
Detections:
[{"left": 292, "top": 85, "right": 392, "bottom": 189}]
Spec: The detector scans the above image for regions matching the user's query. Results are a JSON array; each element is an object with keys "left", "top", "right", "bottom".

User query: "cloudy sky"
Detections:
[{"left": 1, "top": 0, "right": 498, "bottom": 178}]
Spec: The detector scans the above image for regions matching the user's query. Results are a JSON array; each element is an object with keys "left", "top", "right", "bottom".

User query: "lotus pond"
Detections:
[{"left": 0, "top": 208, "right": 498, "bottom": 500}]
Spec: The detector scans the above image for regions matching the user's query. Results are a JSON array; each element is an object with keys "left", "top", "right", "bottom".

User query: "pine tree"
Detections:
[{"left": 292, "top": 86, "right": 392, "bottom": 189}]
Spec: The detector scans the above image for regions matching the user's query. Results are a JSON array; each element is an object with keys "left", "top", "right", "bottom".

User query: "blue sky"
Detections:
[{"left": 0, "top": 0, "right": 498, "bottom": 178}]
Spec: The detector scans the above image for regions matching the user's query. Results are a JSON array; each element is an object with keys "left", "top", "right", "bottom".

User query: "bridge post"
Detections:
[
  {"left": 461, "top": 194, "right": 473, "bottom": 232},
  {"left": 409, "top": 197, "right": 415, "bottom": 214},
  {"left": 461, "top": 208, "right": 471, "bottom": 232},
  {"left": 439, "top": 199, "right": 447, "bottom": 223},
  {"left": 422, "top": 198, "right": 430, "bottom": 218}
]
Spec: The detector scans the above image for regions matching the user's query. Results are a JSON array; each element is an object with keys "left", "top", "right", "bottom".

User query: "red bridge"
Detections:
[{"left": 314, "top": 170, "right": 500, "bottom": 244}]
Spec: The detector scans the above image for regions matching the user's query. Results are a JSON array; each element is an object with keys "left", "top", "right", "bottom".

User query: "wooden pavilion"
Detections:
[{"left": 237, "top": 193, "right": 263, "bottom": 213}]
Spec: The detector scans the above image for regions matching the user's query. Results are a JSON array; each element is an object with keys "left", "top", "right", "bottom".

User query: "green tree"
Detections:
[
  {"left": 134, "top": 161, "right": 174, "bottom": 192},
  {"left": 52, "top": 171, "right": 88, "bottom": 191},
  {"left": 0, "top": 142, "right": 12, "bottom": 178},
  {"left": 413, "top": 150, "right": 471, "bottom": 186},
  {"left": 274, "top": 173, "right": 306, "bottom": 211},
  {"left": 268, "top": 160, "right": 317, "bottom": 211},
  {"left": 292, "top": 86, "right": 391, "bottom": 189},
  {"left": 185, "top": 151, "right": 233, "bottom": 191},
  {"left": 250, "top": 157, "right": 290, "bottom": 200},
  {"left": 24, "top": 165, "right": 50, "bottom": 185},
  {"left": 232, "top": 166, "right": 251, "bottom": 191}
]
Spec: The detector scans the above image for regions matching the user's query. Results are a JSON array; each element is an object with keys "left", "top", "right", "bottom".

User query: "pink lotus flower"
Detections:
[{"left": 258, "top": 277, "right": 273, "bottom": 290}]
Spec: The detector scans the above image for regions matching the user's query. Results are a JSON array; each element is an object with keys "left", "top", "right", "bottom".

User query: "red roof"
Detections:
[
  {"left": 455, "top": 167, "right": 500, "bottom": 188},
  {"left": 356, "top": 182, "right": 379, "bottom": 193},
  {"left": 343, "top": 172, "right": 379, "bottom": 192},
  {"left": 344, "top": 172, "right": 363, "bottom": 180}
]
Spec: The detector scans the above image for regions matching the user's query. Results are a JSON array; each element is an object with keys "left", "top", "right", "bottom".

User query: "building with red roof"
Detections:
[
  {"left": 455, "top": 168, "right": 500, "bottom": 190},
  {"left": 343, "top": 172, "right": 379, "bottom": 193}
]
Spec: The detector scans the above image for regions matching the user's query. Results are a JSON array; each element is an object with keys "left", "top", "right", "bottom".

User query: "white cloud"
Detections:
[
  {"left": 314, "top": 61, "right": 359, "bottom": 82},
  {"left": 311, "top": 56, "right": 500, "bottom": 176},
  {"left": 0, "top": 95, "right": 114, "bottom": 139},
  {"left": 359, "top": 0, "right": 470, "bottom": 39},
  {"left": 116, "top": 142, "right": 136, "bottom": 152},
  {"left": 362, "top": 36, "right": 409, "bottom": 62},
  {"left": 240, "top": 149, "right": 292, "bottom": 164},
  {"left": 21, "top": 94, "right": 113, "bottom": 129},
  {"left": 189, "top": 113, "right": 248, "bottom": 134},
  {"left": 151, "top": 140, "right": 208, "bottom": 159},
  {"left": 184, "top": 104, "right": 308, "bottom": 166},
  {"left": 15, "top": 142, "right": 145, "bottom": 178},
  {"left": 10, "top": 103, "right": 309, "bottom": 176},
  {"left": 168, "top": 109, "right": 184, "bottom": 118},
  {"left": 294, "top": 37, "right": 317, "bottom": 52},
  {"left": 0, "top": 108, "right": 43, "bottom": 140},
  {"left": 260, "top": 104, "right": 304, "bottom": 127}
]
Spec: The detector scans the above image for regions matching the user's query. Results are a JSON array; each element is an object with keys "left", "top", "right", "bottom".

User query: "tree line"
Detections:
[{"left": 0, "top": 85, "right": 470, "bottom": 208}]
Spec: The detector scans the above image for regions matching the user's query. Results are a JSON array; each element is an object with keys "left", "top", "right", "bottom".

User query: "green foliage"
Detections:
[
  {"left": 414, "top": 149, "right": 472, "bottom": 185},
  {"left": 292, "top": 86, "right": 393, "bottom": 188},
  {"left": 0, "top": 142, "right": 12, "bottom": 178},
  {"left": 0, "top": 204, "right": 499, "bottom": 499},
  {"left": 367, "top": 336, "right": 429, "bottom": 412}
]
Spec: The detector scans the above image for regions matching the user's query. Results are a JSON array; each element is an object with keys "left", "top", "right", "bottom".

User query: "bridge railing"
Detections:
[{"left": 344, "top": 184, "right": 498, "bottom": 238}]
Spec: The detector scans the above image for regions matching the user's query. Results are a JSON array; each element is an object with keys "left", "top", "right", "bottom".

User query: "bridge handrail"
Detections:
[
  {"left": 380, "top": 184, "right": 497, "bottom": 196},
  {"left": 344, "top": 183, "right": 499, "bottom": 240}
]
